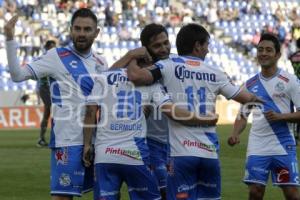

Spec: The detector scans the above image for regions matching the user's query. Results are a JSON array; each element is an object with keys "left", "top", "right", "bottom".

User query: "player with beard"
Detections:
[
  {"left": 112, "top": 23, "right": 171, "bottom": 199},
  {"left": 4, "top": 8, "right": 108, "bottom": 200},
  {"left": 126, "top": 23, "right": 263, "bottom": 199}
]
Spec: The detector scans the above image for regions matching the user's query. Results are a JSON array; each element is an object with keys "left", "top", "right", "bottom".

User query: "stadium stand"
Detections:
[{"left": 0, "top": 0, "right": 299, "bottom": 105}]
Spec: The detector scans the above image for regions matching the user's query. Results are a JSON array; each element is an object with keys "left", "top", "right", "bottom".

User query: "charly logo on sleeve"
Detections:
[{"left": 69, "top": 60, "right": 78, "bottom": 69}]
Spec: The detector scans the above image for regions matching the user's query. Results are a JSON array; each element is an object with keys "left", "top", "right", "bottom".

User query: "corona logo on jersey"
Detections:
[
  {"left": 107, "top": 72, "right": 129, "bottom": 85},
  {"left": 175, "top": 65, "right": 216, "bottom": 82}
]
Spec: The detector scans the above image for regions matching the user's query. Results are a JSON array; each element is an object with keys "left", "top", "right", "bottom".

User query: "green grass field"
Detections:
[{"left": 0, "top": 125, "right": 298, "bottom": 200}]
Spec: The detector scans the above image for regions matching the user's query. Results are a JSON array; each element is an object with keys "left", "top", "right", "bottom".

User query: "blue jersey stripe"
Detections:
[
  {"left": 49, "top": 77, "right": 62, "bottom": 107},
  {"left": 246, "top": 77, "right": 295, "bottom": 151},
  {"left": 56, "top": 48, "right": 94, "bottom": 96}
]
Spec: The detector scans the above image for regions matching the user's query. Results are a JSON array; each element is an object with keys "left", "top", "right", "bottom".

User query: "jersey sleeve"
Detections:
[
  {"left": 150, "top": 83, "right": 171, "bottom": 108},
  {"left": 289, "top": 75, "right": 300, "bottom": 110},
  {"left": 153, "top": 59, "right": 173, "bottom": 83},
  {"left": 27, "top": 48, "right": 57, "bottom": 79},
  {"left": 218, "top": 72, "right": 241, "bottom": 99}
]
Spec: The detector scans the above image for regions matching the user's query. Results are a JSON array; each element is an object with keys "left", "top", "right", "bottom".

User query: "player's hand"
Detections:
[
  {"left": 143, "top": 105, "right": 151, "bottom": 118},
  {"left": 82, "top": 145, "right": 93, "bottom": 167},
  {"left": 128, "top": 47, "right": 152, "bottom": 63},
  {"left": 264, "top": 110, "right": 282, "bottom": 122},
  {"left": 4, "top": 15, "right": 18, "bottom": 41},
  {"left": 227, "top": 134, "right": 240, "bottom": 146}
]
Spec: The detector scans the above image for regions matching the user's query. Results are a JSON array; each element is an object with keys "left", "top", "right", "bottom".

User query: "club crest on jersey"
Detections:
[
  {"left": 95, "top": 64, "right": 103, "bottom": 73},
  {"left": 59, "top": 173, "right": 71, "bottom": 186},
  {"left": 275, "top": 82, "right": 285, "bottom": 92},
  {"left": 69, "top": 60, "right": 78, "bottom": 68},
  {"left": 107, "top": 72, "right": 129, "bottom": 85}
]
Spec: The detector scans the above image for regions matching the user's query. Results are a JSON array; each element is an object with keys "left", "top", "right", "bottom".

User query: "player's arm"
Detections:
[
  {"left": 110, "top": 47, "right": 151, "bottom": 69},
  {"left": 160, "top": 103, "right": 219, "bottom": 126},
  {"left": 232, "top": 89, "right": 263, "bottom": 105},
  {"left": 4, "top": 15, "right": 34, "bottom": 82},
  {"left": 82, "top": 104, "right": 98, "bottom": 167},
  {"left": 264, "top": 110, "right": 300, "bottom": 123},
  {"left": 127, "top": 59, "right": 161, "bottom": 86},
  {"left": 227, "top": 109, "right": 248, "bottom": 146},
  {"left": 143, "top": 105, "right": 152, "bottom": 119},
  {"left": 219, "top": 73, "right": 264, "bottom": 105}
]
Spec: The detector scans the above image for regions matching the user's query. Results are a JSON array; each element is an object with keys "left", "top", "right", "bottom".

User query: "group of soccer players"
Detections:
[{"left": 4, "top": 7, "right": 300, "bottom": 200}]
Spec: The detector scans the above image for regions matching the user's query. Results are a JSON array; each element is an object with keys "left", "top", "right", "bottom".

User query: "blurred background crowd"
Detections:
[{"left": 0, "top": 0, "right": 299, "bottom": 103}]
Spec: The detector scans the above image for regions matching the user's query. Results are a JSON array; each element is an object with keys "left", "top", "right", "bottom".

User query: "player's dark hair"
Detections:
[
  {"left": 44, "top": 40, "right": 56, "bottom": 50},
  {"left": 71, "top": 8, "right": 98, "bottom": 26},
  {"left": 258, "top": 33, "right": 281, "bottom": 53},
  {"left": 176, "top": 23, "right": 210, "bottom": 55},
  {"left": 140, "top": 23, "right": 168, "bottom": 47}
]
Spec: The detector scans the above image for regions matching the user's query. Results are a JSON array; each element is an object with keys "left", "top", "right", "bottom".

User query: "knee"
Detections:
[
  {"left": 285, "top": 193, "right": 300, "bottom": 200},
  {"left": 282, "top": 186, "right": 300, "bottom": 200},
  {"left": 249, "top": 185, "right": 265, "bottom": 200}
]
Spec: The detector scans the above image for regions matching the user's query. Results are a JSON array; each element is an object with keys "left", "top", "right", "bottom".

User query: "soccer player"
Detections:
[
  {"left": 289, "top": 38, "right": 300, "bottom": 78},
  {"left": 82, "top": 69, "right": 218, "bottom": 200},
  {"left": 126, "top": 23, "right": 262, "bottom": 199},
  {"left": 4, "top": 8, "right": 108, "bottom": 200},
  {"left": 112, "top": 23, "right": 171, "bottom": 199},
  {"left": 289, "top": 38, "right": 300, "bottom": 143},
  {"left": 36, "top": 40, "right": 56, "bottom": 147},
  {"left": 228, "top": 33, "right": 300, "bottom": 200}
]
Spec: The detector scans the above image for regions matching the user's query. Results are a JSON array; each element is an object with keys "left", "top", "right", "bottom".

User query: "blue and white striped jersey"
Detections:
[
  {"left": 245, "top": 69, "right": 300, "bottom": 156},
  {"left": 27, "top": 44, "right": 108, "bottom": 148}
]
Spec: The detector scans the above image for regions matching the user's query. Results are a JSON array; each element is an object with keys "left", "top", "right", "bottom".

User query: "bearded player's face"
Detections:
[{"left": 70, "top": 17, "right": 99, "bottom": 54}]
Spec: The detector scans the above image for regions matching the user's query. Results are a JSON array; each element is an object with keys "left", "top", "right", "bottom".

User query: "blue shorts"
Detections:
[
  {"left": 147, "top": 138, "right": 168, "bottom": 189},
  {"left": 244, "top": 154, "right": 300, "bottom": 186},
  {"left": 167, "top": 156, "right": 221, "bottom": 200},
  {"left": 50, "top": 145, "right": 94, "bottom": 196},
  {"left": 94, "top": 163, "right": 161, "bottom": 200}
]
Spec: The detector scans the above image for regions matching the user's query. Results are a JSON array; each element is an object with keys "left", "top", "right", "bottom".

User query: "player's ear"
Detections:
[
  {"left": 95, "top": 28, "right": 100, "bottom": 37},
  {"left": 275, "top": 51, "right": 281, "bottom": 60},
  {"left": 194, "top": 41, "right": 203, "bottom": 55}
]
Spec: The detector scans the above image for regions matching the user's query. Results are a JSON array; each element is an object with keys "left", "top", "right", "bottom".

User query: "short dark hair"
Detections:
[
  {"left": 140, "top": 23, "right": 168, "bottom": 47},
  {"left": 176, "top": 23, "right": 210, "bottom": 55},
  {"left": 44, "top": 40, "right": 56, "bottom": 50},
  {"left": 71, "top": 8, "right": 98, "bottom": 26},
  {"left": 258, "top": 33, "right": 281, "bottom": 53}
]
